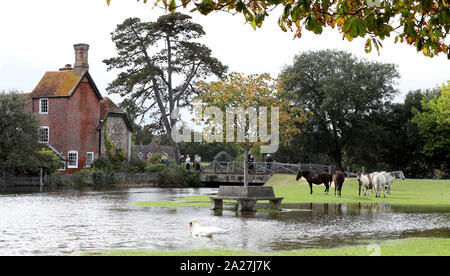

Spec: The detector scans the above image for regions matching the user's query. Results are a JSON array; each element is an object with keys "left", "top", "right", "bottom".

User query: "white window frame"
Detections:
[
  {"left": 58, "top": 160, "right": 66, "bottom": 171},
  {"left": 38, "top": 126, "right": 49, "bottom": 143},
  {"left": 86, "top": 152, "right": 94, "bottom": 167},
  {"left": 39, "top": 98, "right": 48, "bottom": 114},
  {"left": 68, "top": 151, "right": 78, "bottom": 169}
]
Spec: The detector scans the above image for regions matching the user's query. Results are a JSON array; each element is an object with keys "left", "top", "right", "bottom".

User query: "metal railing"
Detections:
[{"left": 201, "top": 161, "right": 333, "bottom": 175}]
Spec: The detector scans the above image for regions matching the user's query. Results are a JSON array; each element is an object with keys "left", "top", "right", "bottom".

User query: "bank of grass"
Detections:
[
  {"left": 265, "top": 174, "right": 450, "bottom": 206},
  {"left": 135, "top": 175, "right": 450, "bottom": 208},
  {"left": 85, "top": 237, "right": 450, "bottom": 256}
]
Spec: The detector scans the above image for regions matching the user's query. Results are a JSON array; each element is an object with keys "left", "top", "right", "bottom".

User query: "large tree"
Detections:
[
  {"left": 107, "top": 0, "right": 450, "bottom": 58},
  {"left": 412, "top": 81, "right": 450, "bottom": 176},
  {"left": 0, "top": 91, "right": 41, "bottom": 174},
  {"left": 104, "top": 13, "right": 227, "bottom": 161},
  {"left": 281, "top": 50, "right": 399, "bottom": 170},
  {"left": 196, "top": 72, "right": 305, "bottom": 186}
]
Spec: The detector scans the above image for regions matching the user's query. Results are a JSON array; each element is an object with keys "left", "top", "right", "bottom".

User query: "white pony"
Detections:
[
  {"left": 188, "top": 219, "right": 232, "bottom": 237},
  {"left": 384, "top": 171, "right": 405, "bottom": 195},
  {"left": 371, "top": 172, "right": 387, "bottom": 198},
  {"left": 357, "top": 172, "right": 373, "bottom": 196}
]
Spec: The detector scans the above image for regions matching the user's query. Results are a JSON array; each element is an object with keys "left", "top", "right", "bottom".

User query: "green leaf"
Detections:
[
  {"left": 169, "top": 0, "right": 177, "bottom": 12},
  {"left": 365, "top": 38, "right": 372, "bottom": 53}
]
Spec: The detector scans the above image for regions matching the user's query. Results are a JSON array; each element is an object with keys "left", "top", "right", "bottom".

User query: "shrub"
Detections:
[
  {"left": 92, "top": 157, "right": 113, "bottom": 173},
  {"left": 156, "top": 166, "right": 202, "bottom": 187},
  {"left": 126, "top": 158, "right": 147, "bottom": 173},
  {"left": 145, "top": 163, "right": 167, "bottom": 173},
  {"left": 92, "top": 171, "right": 115, "bottom": 187},
  {"left": 146, "top": 153, "right": 164, "bottom": 164}
]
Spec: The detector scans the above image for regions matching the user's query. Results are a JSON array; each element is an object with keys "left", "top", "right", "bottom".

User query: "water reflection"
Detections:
[{"left": 0, "top": 187, "right": 449, "bottom": 255}]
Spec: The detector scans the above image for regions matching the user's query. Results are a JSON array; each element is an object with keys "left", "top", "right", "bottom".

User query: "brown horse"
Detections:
[
  {"left": 296, "top": 170, "right": 332, "bottom": 195},
  {"left": 332, "top": 170, "right": 345, "bottom": 198}
]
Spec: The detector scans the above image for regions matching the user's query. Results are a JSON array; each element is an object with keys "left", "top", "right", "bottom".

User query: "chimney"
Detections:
[
  {"left": 73, "top": 43, "right": 89, "bottom": 74},
  {"left": 59, "top": 64, "right": 73, "bottom": 72}
]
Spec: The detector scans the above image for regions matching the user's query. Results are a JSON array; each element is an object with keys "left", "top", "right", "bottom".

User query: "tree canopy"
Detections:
[
  {"left": 195, "top": 72, "right": 305, "bottom": 185},
  {"left": 0, "top": 92, "right": 40, "bottom": 174},
  {"left": 107, "top": 0, "right": 450, "bottom": 58},
  {"left": 281, "top": 50, "right": 400, "bottom": 170},
  {"left": 412, "top": 81, "right": 450, "bottom": 172},
  {"left": 104, "top": 13, "right": 227, "bottom": 161}
]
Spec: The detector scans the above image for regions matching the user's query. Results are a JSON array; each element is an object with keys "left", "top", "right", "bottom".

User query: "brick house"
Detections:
[{"left": 25, "top": 43, "right": 133, "bottom": 174}]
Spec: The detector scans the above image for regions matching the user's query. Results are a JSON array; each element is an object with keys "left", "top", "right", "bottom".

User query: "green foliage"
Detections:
[
  {"left": 109, "top": 0, "right": 450, "bottom": 59},
  {"left": 146, "top": 153, "right": 164, "bottom": 164},
  {"left": 0, "top": 91, "right": 40, "bottom": 174},
  {"left": 104, "top": 12, "right": 228, "bottom": 162},
  {"left": 281, "top": 50, "right": 400, "bottom": 170},
  {"left": 104, "top": 137, "right": 126, "bottom": 171},
  {"left": 213, "top": 151, "right": 233, "bottom": 162},
  {"left": 92, "top": 171, "right": 116, "bottom": 187},
  {"left": 145, "top": 163, "right": 167, "bottom": 173},
  {"left": 92, "top": 156, "right": 114, "bottom": 173},
  {"left": 37, "top": 148, "right": 61, "bottom": 175},
  {"left": 126, "top": 156, "right": 147, "bottom": 173},
  {"left": 412, "top": 81, "right": 450, "bottom": 176},
  {"left": 156, "top": 166, "right": 202, "bottom": 187}
]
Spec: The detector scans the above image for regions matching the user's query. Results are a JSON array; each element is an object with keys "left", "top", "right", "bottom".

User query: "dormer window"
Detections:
[{"left": 39, "top": 98, "right": 48, "bottom": 114}]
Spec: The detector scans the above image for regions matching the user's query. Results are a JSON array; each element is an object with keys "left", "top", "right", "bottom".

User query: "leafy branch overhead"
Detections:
[{"left": 107, "top": 0, "right": 450, "bottom": 59}]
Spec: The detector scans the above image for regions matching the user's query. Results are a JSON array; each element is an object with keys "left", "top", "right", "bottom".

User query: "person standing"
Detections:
[
  {"left": 196, "top": 154, "right": 202, "bottom": 171},
  {"left": 266, "top": 154, "right": 273, "bottom": 173},
  {"left": 185, "top": 155, "right": 191, "bottom": 170},
  {"left": 179, "top": 155, "right": 185, "bottom": 166},
  {"left": 248, "top": 153, "right": 254, "bottom": 173}
]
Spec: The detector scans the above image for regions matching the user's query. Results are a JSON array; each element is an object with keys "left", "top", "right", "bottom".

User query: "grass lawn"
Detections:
[
  {"left": 135, "top": 175, "right": 450, "bottom": 208},
  {"left": 85, "top": 237, "right": 450, "bottom": 256},
  {"left": 265, "top": 174, "right": 450, "bottom": 206}
]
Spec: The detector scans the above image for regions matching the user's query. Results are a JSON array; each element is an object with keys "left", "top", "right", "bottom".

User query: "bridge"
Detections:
[{"left": 199, "top": 161, "right": 334, "bottom": 187}]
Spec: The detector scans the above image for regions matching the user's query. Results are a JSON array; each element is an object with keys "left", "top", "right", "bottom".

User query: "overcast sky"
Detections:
[{"left": 0, "top": 0, "right": 448, "bottom": 107}]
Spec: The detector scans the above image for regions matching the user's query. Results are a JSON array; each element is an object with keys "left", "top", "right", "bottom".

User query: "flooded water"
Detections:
[{"left": 0, "top": 187, "right": 449, "bottom": 255}]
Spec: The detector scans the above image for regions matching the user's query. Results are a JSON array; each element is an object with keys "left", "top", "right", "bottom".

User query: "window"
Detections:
[
  {"left": 146, "top": 152, "right": 152, "bottom": 158},
  {"left": 86, "top": 152, "right": 94, "bottom": 167},
  {"left": 38, "top": 126, "right": 49, "bottom": 143},
  {"left": 39, "top": 98, "right": 48, "bottom": 114},
  {"left": 68, "top": 151, "right": 78, "bottom": 169},
  {"left": 58, "top": 161, "right": 66, "bottom": 171},
  {"left": 138, "top": 152, "right": 144, "bottom": 159}
]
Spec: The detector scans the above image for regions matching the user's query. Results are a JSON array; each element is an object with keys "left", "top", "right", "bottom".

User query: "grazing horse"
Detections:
[
  {"left": 296, "top": 170, "right": 332, "bottom": 195},
  {"left": 372, "top": 172, "right": 387, "bottom": 198},
  {"left": 357, "top": 172, "right": 373, "bottom": 196},
  {"left": 384, "top": 171, "right": 405, "bottom": 195},
  {"left": 332, "top": 170, "right": 345, "bottom": 198}
]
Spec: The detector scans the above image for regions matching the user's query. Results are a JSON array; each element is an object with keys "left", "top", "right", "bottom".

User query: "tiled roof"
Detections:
[
  {"left": 98, "top": 97, "right": 134, "bottom": 132},
  {"left": 29, "top": 70, "right": 103, "bottom": 100},
  {"left": 100, "top": 97, "right": 124, "bottom": 119},
  {"left": 30, "top": 71, "right": 83, "bottom": 98}
]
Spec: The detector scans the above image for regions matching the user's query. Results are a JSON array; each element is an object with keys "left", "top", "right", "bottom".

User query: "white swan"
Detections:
[{"left": 189, "top": 219, "right": 232, "bottom": 237}]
